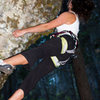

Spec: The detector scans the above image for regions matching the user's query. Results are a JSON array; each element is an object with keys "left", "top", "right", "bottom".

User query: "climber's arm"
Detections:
[{"left": 13, "top": 12, "right": 72, "bottom": 37}]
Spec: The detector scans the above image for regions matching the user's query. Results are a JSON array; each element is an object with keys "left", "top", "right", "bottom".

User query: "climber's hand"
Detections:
[{"left": 13, "top": 29, "right": 26, "bottom": 38}]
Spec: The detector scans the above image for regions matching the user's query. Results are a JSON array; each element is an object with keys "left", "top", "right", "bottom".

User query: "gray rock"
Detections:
[
  {"left": 0, "top": 0, "right": 62, "bottom": 90},
  {"left": 0, "top": 0, "right": 62, "bottom": 59}
]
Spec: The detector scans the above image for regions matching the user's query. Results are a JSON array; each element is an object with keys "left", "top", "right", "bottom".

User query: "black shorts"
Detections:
[{"left": 21, "top": 35, "right": 75, "bottom": 69}]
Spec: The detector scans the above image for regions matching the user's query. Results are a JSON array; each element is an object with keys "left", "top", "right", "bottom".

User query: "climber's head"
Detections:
[{"left": 67, "top": 0, "right": 95, "bottom": 21}]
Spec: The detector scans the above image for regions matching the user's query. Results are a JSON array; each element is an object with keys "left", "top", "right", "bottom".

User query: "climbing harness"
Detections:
[{"left": 50, "top": 30, "right": 78, "bottom": 68}]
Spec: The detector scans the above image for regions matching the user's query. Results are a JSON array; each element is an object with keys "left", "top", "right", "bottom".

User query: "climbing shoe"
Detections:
[
  {"left": 0, "top": 60, "right": 16, "bottom": 75},
  {"left": 0, "top": 64, "right": 16, "bottom": 75}
]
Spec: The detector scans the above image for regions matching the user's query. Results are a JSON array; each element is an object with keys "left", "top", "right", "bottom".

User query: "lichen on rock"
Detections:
[{"left": 0, "top": 0, "right": 62, "bottom": 59}]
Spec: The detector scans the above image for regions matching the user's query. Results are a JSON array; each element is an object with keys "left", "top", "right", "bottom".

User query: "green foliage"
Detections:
[{"left": 65, "top": 96, "right": 71, "bottom": 100}]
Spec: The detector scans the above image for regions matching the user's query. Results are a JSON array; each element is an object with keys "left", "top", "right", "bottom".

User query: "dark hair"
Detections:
[{"left": 71, "top": 0, "right": 95, "bottom": 21}]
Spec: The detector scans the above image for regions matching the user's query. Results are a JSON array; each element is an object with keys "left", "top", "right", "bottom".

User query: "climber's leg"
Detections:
[
  {"left": 0, "top": 54, "right": 28, "bottom": 74},
  {"left": 0, "top": 37, "right": 61, "bottom": 74},
  {"left": 9, "top": 57, "right": 55, "bottom": 100},
  {"left": 4, "top": 54, "right": 28, "bottom": 66}
]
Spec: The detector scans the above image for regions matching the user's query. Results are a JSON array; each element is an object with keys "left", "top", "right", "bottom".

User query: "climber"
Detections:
[{"left": 0, "top": 0, "right": 94, "bottom": 100}]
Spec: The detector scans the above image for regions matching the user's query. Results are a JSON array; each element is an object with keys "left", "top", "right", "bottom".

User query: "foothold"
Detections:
[{"left": 0, "top": 72, "right": 9, "bottom": 90}]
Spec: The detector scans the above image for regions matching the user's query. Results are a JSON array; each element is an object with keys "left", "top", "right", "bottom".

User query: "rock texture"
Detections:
[{"left": 0, "top": 0, "right": 62, "bottom": 59}]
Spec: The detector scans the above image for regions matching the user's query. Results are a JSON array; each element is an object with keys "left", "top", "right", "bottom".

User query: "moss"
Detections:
[
  {"left": 22, "top": 0, "right": 27, "bottom": 6},
  {"left": 35, "top": 0, "right": 42, "bottom": 8},
  {"left": 11, "top": 0, "right": 18, "bottom": 5},
  {"left": 7, "top": 16, "right": 19, "bottom": 29},
  {"left": 21, "top": 0, "right": 28, "bottom": 10},
  {"left": 25, "top": 29, "right": 54, "bottom": 49},
  {"left": 0, "top": 21, "right": 5, "bottom": 24},
  {"left": 0, "top": 73, "right": 9, "bottom": 89}
]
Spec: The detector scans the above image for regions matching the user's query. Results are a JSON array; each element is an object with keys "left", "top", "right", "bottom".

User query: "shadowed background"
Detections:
[{"left": 0, "top": 0, "right": 100, "bottom": 100}]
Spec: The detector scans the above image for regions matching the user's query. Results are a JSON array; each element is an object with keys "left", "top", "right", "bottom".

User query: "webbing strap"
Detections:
[
  {"left": 51, "top": 37, "right": 69, "bottom": 68},
  {"left": 51, "top": 56, "right": 71, "bottom": 68},
  {"left": 51, "top": 56, "right": 60, "bottom": 68},
  {"left": 60, "top": 37, "right": 68, "bottom": 54}
]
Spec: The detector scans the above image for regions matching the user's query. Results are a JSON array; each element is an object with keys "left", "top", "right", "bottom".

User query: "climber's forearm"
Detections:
[
  {"left": 12, "top": 23, "right": 52, "bottom": 37},
  {"left": 24, "top": 23, "right": 51, "bottom": 33}
]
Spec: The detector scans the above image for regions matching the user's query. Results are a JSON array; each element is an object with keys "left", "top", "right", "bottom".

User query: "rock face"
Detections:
[{"left": 0, "top": 0, "right": 62, "bottom": 59}]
